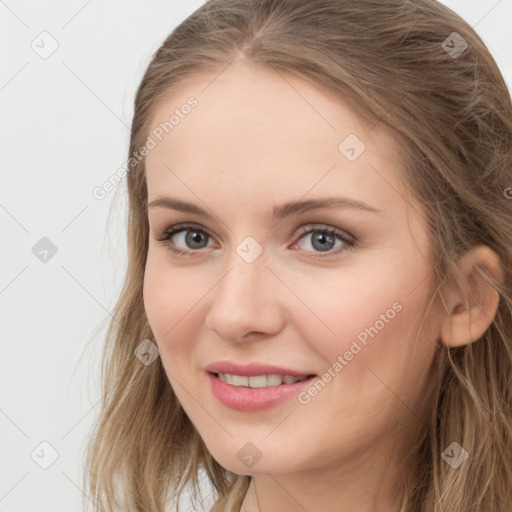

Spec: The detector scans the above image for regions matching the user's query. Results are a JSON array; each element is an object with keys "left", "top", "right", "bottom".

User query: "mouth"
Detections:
[
  {"left": 209, "top": 371, "right": 316, "bottom": 388},
  {"left": 206, "top": 371, "right": 317, "bottom": 411}
]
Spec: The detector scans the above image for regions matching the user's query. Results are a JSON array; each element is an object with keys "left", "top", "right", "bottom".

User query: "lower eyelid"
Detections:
[
  {"left": 159, "top": 225, "right": 355, "bottom": 256},
  {"left": 293, "top": 232, "right": 354, "bottom": 254}
]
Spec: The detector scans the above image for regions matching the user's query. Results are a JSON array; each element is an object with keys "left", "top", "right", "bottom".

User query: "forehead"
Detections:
[{"left": 144, "top": 60, "right": 406, "bottom": 212}]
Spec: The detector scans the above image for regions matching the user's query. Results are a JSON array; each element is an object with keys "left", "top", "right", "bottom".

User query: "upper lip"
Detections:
[{"left": 204, "top": 361, "right": 316, "bottom": 377}]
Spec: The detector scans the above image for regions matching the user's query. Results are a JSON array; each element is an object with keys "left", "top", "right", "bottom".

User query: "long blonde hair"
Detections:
[{"left": 83, "top": 1, "right": 512, "bottom": 510}]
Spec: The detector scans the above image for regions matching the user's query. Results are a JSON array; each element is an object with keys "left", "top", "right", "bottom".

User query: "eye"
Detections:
[
  {"left": 154, "top": 222, "right": 356, "bottom": 258},
  {"left": 155, "top": 223, "right": 215, "bottom": 256},
  {"left": 292, "top": 224, "right": 355, "bottom": 257}
]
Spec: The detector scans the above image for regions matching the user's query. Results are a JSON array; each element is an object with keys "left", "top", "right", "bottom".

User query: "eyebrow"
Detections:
[{"left": 148, "top": 195, "right": 381, "bottom": 221}]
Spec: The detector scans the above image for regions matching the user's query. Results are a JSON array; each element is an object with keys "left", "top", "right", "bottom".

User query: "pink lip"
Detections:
[
  {"left": 206, "top": 372, "right": 316, "bottom": 411},
  {"left": 204, "top": 360, "right": 314, "bottom": 377}
]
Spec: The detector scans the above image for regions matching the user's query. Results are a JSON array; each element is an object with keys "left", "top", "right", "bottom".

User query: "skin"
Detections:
[{"left": 142, "top": 59, "right": 502, "bottom": 512}]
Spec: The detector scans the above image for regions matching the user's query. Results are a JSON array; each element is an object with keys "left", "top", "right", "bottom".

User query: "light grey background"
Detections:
[{"left": 1, "top": 1, "right": 511, "bottom": 511}]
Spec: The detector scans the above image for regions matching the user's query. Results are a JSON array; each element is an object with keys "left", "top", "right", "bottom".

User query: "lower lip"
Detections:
[{"left": 207, "top": 372, "right": 316, "bottom": 411}]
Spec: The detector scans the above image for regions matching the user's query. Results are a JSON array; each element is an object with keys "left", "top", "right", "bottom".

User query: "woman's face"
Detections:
[{"left": 143, "top": 59, "right": 440, "bottom": 476}]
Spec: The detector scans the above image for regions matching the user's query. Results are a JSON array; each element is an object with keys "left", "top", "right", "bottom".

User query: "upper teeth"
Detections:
[{"left": 218, "top": 373, "right": 309, "bottom": 388}]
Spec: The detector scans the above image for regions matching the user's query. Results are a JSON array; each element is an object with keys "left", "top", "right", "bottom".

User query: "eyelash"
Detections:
[{"left": 155, "top": 222, "right": 356, "bottom": 259}]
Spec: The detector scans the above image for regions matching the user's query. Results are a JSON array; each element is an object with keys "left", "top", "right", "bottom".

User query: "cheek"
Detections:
[
  {"left": 143, "top": 255, "right": 193, "bottom": 348},
  {"left": 143, "top": 254, "right": 214, "bottom": 367},
  {"left": 295, "top": 268, "right": 430, "bottom": 386},
  {"left": 290, "top": 269, "right": 398, "bottom": 345}
]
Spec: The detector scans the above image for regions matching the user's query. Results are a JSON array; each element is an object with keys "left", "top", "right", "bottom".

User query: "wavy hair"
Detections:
[{"left": 83, "top": 1, "right": 512, "bottom": 510}]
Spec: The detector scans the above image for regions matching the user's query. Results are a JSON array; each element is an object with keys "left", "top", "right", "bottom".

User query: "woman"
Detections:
[{"left": 83, "top": 1, "right": 512, "bottom": 510}]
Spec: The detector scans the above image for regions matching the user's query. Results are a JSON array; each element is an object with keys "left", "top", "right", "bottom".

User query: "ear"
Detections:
[{"left": 440, "top": 245, "right": 503, "bottom": 348}]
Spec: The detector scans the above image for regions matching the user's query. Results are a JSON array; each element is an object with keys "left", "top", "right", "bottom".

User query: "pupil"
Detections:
[
  {"left": 186, "top": 230, "right": 207, "bottom": 248},
  {"left": 313, "top": 232, "right": 334, "bottom": 252},
  {"left": 183, "top": 230, "right": 336, "bottom": 251}
]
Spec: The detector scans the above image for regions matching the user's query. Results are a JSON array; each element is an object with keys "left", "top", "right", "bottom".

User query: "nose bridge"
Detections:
[
  {"left": 205, "top": 245, "right": 282, "bottom": 339},
  {"left": 217, "top": 248, "right": 269, "bottom": 309}
]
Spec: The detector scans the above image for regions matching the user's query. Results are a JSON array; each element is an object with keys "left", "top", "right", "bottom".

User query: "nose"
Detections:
[{"left": 204, "top": 252, "right": 285, "bottom": 343}]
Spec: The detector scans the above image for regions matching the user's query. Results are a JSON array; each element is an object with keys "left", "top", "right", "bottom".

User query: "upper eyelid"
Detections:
[
  {"left": 156, "top": 223, "right": 357, "bottom": 260},
  {"left": 160, "top": 222, "right": 354, "bottom": 244}
]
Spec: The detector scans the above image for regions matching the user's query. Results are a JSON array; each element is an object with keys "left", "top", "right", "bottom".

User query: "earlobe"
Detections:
[{"left": 439, "top": 245, "right": 503, "bottom": 348}]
